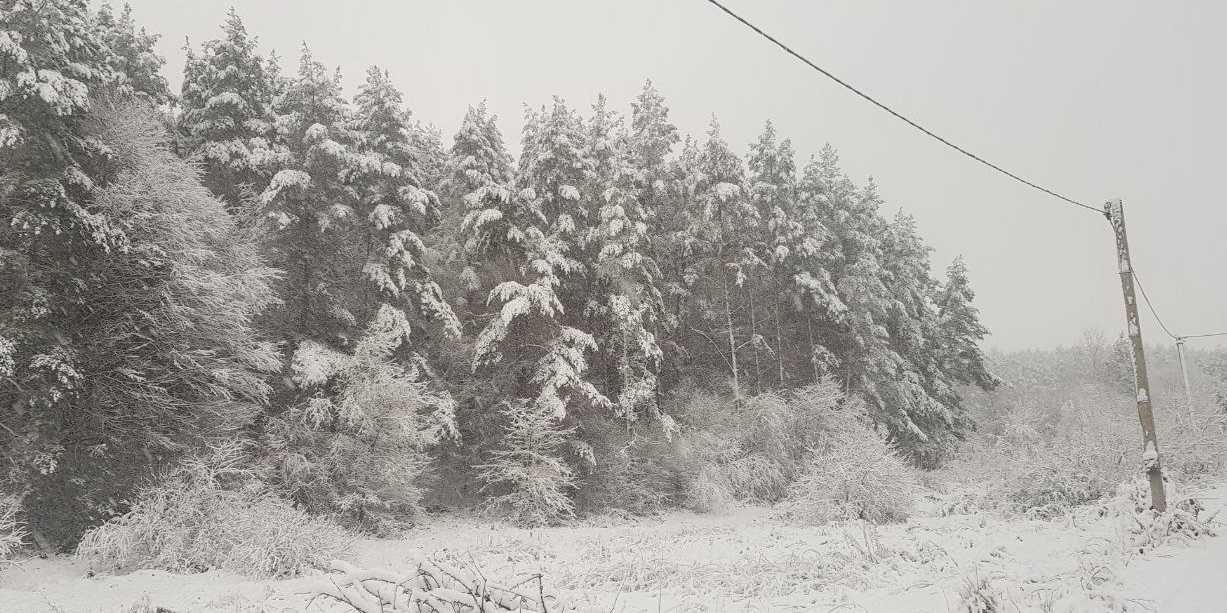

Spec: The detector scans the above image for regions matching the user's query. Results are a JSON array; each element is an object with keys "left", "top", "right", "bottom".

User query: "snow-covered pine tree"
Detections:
[
  {"left": 469, "top": 98, "right": 609, "bottom": 523},
  {"left": 446, "top": 102, "right": 515, "bottom": 202},
  {"left": 798, "top": 146, "right": 982, "bottom": 464},
  {"left": 351, "top": 65, "right": 459, "bottom": 340},
  {"left": 179, "top": 8, "right": 278, "bottom": 207},
  {"left": 0, "top": 0, "right": 122, "bottom": 518},
  {"left": 935, "top": 256, "right": 998, "bottom": 390},
  {"left": 798, "top": 147, "right": 903, "bottom": 435},
  {"left": 515, "top": 98, "right": 593, "bottom": 263},
  {"left": 683, "top": 119, "right": 757, "bottom": 400},
  {"left": 427, "top": 101, "right": 520, "bottom": 502},
  {"left": 583, "top": 94, "right": 662, "bottom": 421},
  {"left": 628, "top": 80, "right": 679, "bottom": 214},
  {"left": 407, "top": 120, "right": 447, "bottom": 192},
  {"left": 792, "top": 151, "right": 845, "bottom": 383},
  {"left": 451, "top": 102, "right": 521, "bottom": 296},
  {"left": 627, "top": 81, "right": 686, "bottom": 391},
  {"left": 831, "top": 157, "right": 892, "bottom": 394},
  {"left": 0, "top": 0, "right": 115, "bottom": 243},
  {"left": 473, "top": 97, "right": 606, "bottom": 419},
  {"left": 656, "top": 135, "right": 704, "bottom": 389},
  {"left": 258, "top": 48, "right": 458, "bottom": 529},
  {"left": 746, "top": 121, "right": 801, "bottom": 388},
  {"left": 876, "top": 210, "right": 964, "bottom": 464},
  {"left": 259, "top": 45, "right": 363, "bottom": 342},
  {"left": 93, "top": 3, "right": 171, "bottom": 105}
]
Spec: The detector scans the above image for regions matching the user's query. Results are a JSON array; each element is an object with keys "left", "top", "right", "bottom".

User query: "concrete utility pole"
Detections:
[
  {"left": 1104, "top": 200, "right": 1167, "bottom": 512},
  {"left": 1175, "top": 338, "right": 1194, "bottom": 417}
]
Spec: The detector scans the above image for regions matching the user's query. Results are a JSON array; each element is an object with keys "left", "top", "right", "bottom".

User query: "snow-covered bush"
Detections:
[
  {"left": 261, "top": 306, "right": 457, "bottom": 535},
  {"left": 677, "top": 382, "right": 844, "bottom": 510},
  {"left": 477, "top": 400, "right": 578, "bottom": 526},
  {"left": 947, "top": 343, "right": 1227, "bottom": 519},
  {"left": 1111, "top": 479, "right": 1219, "bottom": 554},
  {"left": 1161, "top": 409, "right": 1227, "bottom": 482},
  {"left": 942, "top": 412, "right": 1128, "bottom": 518},
  {"left": 574, "top": 417, "right": 687, "bottom": 516},
  {"left": 721, "top": 392, "right": 805, "bottom": 501},
  {"left": 678, "top": 417, "right": 789, "bottom": 509},
  {"left": 779, "top": 409, "right": 919, "bottom": 525},
  {"left": 1007, "top": 462, "right": 1117, "bottom": 519},
  {"left": 685, "top": 465, "right": 734, "bottom": 513},
  {"left": 76, "top": 443, "right": 348, "bottom": 578},
  {"left": 0, "top": 495, "right": 26, "bottom": 561}
]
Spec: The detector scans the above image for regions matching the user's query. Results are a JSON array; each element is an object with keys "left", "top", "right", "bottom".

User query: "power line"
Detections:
[
  {"left": 1181, "top": 332, "right": 1227, "bottom": 340},
  {"left": 1133, "top": 269, "right": 1227, "bottom": 342},
  {"left": 702, "top": 0, "right": 1227, "bottom": 342},
  {"left": 1131, "top": 269, "right": 1178, "bottom": 340},
  {"left": 701, "top": 0, "right": 1102, "bottom": 215}
]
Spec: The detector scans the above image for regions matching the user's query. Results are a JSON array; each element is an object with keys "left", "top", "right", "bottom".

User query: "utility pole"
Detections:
[
  {"left": 1176, "top": 337, "right": 1194, "bottom": 418},
  {"left": 1104, "top": 200, "right": 1166, "bottom": 512}
]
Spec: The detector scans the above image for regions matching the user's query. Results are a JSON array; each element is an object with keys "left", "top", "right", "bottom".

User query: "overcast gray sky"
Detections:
[{"left": 120, "top": 0, "right": 1227, "bottom": 351}]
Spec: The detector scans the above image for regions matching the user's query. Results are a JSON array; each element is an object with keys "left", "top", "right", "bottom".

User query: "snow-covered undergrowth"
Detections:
[
  {"left": 0, "top": 495, "right": 26, "bottom": 563},
  {"left": 776, "top": 419, "right": 920, "bottom": 525},
  {"left": 943, "top": 342, "right": 1227, "bottom": 523},
  {"left": 74, "top": 444, "right": 349, "bottom": 579},
  {"left": 1113, "top": 479, "right": 1219, "bottom": 555},
  {"left": 674, "top": 381, "right": 922, "bottom": 524},
  {"left": 933, "top": 392, "right": 1226, "bottom": 522},
  {"left": 4, "top": 478, "right": 1218, "bottom": 612}
]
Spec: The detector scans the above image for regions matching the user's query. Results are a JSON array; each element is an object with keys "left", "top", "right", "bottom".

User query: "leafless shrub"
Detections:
[{"left": 76, "top": 443, "right": 348, "bottom": 578}]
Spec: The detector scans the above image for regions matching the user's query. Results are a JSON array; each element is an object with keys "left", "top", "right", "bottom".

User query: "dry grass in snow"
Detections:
[{"left": 1, "top": 480, "right": 1222, "bottom": 612}]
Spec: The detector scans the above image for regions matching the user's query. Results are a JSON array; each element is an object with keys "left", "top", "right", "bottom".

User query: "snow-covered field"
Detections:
[{"left": 2, "top": 483, "right": 1222, "bottom": 613}]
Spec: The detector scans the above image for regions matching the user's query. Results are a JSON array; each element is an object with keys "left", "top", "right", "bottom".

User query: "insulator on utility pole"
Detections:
[{"left": 1104, "top": 199, "right": 1167, "bottom": 512}]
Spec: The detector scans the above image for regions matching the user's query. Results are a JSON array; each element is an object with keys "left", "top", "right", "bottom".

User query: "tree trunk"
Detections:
[
  {"left": 722, "top": 265, "right": 741, "bottom": 403},
  {"left": 298, "top": 211, "right": 313, "bottom": 332},
  {"left": 775, "top": 286, "right": 785, "bottom": 387},
  {"left": 807, "top": 317, "right": 820, "bottom": 383},
  {"left": 748, "top": 278, "right": 761, "bottom": 395}
]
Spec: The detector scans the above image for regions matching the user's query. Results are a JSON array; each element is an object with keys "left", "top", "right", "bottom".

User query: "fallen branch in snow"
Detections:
[{"left": 302, "top": 559, "right": 584, "bottom": 612}]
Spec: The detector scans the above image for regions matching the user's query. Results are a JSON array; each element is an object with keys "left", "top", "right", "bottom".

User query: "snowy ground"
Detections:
[{"left": 1, "top": 482, "right": 1222, "bottom": 613}]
